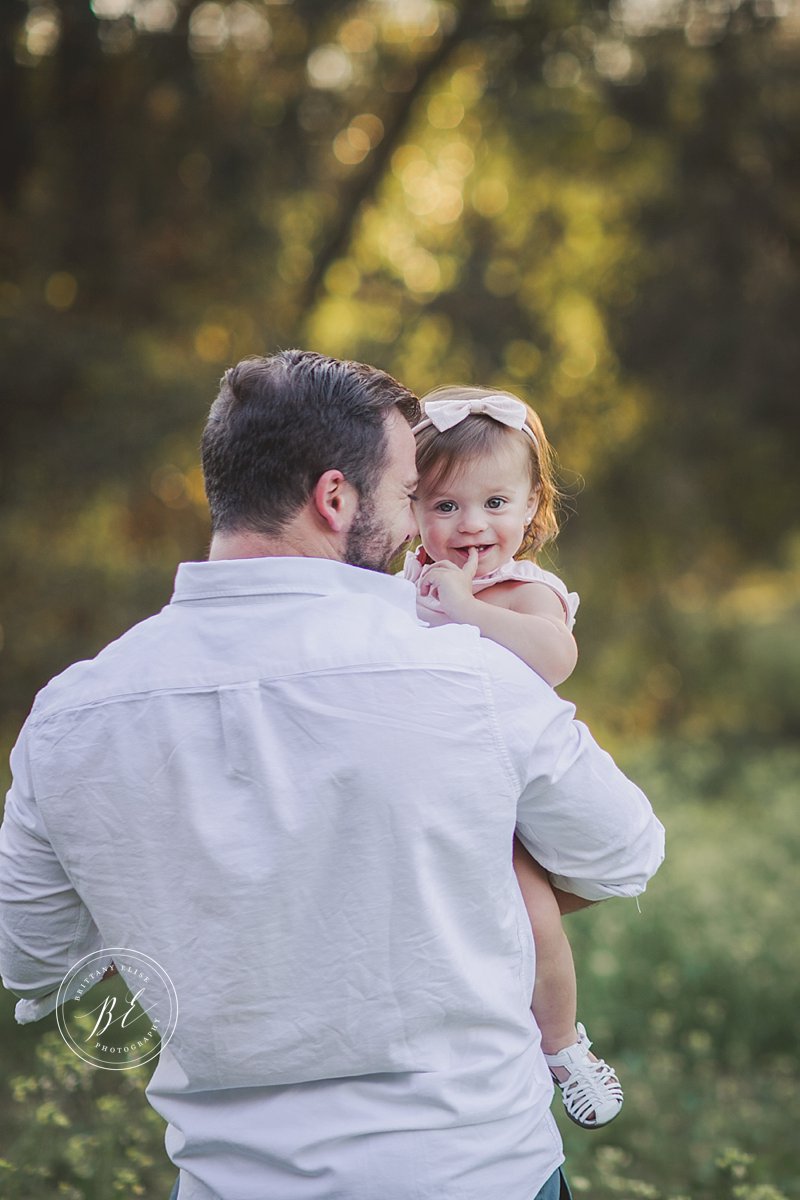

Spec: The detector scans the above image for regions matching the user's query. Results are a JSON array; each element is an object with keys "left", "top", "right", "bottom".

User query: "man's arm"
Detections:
[
  {"left": 484, "top": 643, "right": 665, "bottom": 901},
  {"left": 0, "top": 726, "right": 104, "bottom": 1020},
  {"left": 516, "top": 713, "right": 664, "bottom": 901}
]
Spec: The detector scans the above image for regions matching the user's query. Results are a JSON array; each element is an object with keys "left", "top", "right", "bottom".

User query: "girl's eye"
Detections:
[
  {"left": 435, "top": 501, "right": 457, "bottom": 513},
  {"left": 486, "top": 497, "right": 505, "bottom": 509}
]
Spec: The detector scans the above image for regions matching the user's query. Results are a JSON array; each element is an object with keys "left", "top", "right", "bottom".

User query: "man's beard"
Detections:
[{"left": 344, "top": 503, "right": 401, "bottom": 574}]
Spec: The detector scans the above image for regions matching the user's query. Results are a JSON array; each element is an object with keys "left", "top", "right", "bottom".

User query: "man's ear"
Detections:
[{"left": 313, "top": 469, "right": 359, "bottom": 533}]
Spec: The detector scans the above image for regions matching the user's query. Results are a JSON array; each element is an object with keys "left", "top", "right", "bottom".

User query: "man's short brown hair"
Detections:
[{"left": 202, "top": 350, "right": 420, "bottom": 536}]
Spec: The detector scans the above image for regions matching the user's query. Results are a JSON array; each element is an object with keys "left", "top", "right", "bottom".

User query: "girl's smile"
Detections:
[{"left": 414, "top": 439, "right": 538, "bottom": 578}]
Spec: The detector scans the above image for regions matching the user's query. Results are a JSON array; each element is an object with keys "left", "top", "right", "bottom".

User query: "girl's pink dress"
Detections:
[{"left": 401, "top": 549, "right": 580, "bottom": 631}]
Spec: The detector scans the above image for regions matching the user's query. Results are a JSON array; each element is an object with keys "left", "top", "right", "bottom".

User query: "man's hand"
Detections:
[{"left": 418, "top": 548, "right": 481, "bottom": 623}]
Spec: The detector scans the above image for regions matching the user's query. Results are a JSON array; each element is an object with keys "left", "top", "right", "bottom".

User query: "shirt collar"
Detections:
[{"left": 171, "top": 556, "right": 418, "bottom": 617}]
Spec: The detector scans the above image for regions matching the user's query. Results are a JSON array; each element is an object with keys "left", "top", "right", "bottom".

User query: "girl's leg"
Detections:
[
  {"left": 512, "top": 835, "right": 578, "bottom": 1053},
  {"left": 513, "top": 835, "right": 624, "bottom": 1129}
]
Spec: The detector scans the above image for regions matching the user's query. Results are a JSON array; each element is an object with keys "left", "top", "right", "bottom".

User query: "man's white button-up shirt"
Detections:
[{"left": 0, "top": 557, "right": 664, "bottom": 1200}]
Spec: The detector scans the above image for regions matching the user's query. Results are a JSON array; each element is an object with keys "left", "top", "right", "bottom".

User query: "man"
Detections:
[{"left": 0, "top": 350, "right": 664, "bottom": 1200}]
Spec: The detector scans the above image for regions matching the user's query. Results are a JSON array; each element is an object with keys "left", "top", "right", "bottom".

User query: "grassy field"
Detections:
[
  {"left": 1, "top": 740, "right": 797, "bottom": 1199},
  {"left": 556, "top": 740, "right": 800, "bottom": 1200}
]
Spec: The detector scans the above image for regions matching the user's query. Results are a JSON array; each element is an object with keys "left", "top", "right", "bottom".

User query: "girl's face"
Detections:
[{"left": 413, "top": 436, "right": 538, "bottom": 578}]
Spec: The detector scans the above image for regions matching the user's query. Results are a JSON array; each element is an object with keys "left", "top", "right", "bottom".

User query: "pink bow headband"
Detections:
[{"left": 412, "top": 394, "right": 538, "bottom": 448}]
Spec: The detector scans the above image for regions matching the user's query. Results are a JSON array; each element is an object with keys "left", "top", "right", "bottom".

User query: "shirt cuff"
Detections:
[
  {"left": 15, "top": 992, "right": 60, "bottom": 1024},
  {"left": 10, "top": 950, "right": 115, "bottom": 1024},
  {"left": 549, "top": 862, "right": 664, "bottom": 902}
]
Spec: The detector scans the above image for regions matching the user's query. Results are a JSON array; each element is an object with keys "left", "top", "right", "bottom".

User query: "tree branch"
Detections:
[{"left": 295, "top": 1, "right": 492, "bottom": 334}]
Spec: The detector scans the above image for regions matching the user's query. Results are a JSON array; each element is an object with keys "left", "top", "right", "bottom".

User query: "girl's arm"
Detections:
[{"left": 419, "top": 550, "right": 577, "bottom": 687}]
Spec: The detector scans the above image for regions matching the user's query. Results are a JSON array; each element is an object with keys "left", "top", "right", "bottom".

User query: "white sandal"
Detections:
[{"left": 543, "top": 1022, "right": 624, "bottom": 1129}]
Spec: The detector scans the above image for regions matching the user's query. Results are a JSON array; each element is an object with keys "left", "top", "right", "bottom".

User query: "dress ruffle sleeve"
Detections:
[{"left": 399, "top": 549, "right": 580, "bottom": 631}]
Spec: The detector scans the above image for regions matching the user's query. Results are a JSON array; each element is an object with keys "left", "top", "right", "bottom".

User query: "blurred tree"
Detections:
[
  {"left": 561, "top": 3, "right": 800, "bottom": 733},
  {"left": 1, "top": 0, "right": 799, "bottom": 744}
]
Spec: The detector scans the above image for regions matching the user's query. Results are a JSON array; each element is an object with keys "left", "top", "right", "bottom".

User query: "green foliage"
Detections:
[
  {"left": 554, "top": 742, "right": 800, "bottom": 1198},
  {"left": 0, "top": 1031, "right": 172, "bottom": 1198},
  {"left": 562, "top": 556, "right": 800, "bottom": 742},
  {"left": 2, "top": 0, "right": 799, "bottom": 743},
  {"left": 2, "top": 743, "right": 798, "bottom": 1197}
]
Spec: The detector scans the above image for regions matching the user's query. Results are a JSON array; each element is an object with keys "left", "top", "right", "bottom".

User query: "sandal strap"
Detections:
[
  {"left": 542, "top": 1021, "right": 593, "bottom": 1070},
  {"left": 558, "top": 1056, "right": 624, "bottom": 1126},
  {"left": 543, "top": 1023, "right": 624, "bottom": 1129}
]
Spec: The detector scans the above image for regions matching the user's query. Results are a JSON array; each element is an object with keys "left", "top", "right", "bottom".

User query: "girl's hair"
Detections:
[{"left": 414, "top": 385, "right": 560, "bottom": 558}]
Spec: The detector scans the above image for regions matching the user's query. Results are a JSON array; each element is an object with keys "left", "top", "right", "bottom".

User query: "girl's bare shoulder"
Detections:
[{"left": 477, "top": 578, "right": 567, "bottom": 620}]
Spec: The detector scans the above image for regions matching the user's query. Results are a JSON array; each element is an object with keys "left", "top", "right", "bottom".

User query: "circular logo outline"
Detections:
[{"left": 56, "top": 947, "right": 178, "bottom": 1071}]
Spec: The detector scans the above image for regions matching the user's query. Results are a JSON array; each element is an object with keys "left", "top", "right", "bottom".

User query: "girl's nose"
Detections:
[{"left": 458, "top": 506, "right": 487, "bottom": 534}]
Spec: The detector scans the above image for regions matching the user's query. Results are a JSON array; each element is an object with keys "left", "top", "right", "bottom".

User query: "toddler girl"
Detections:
[{"left": 402, "top": 385, "right": 624, "bottom": 1129}]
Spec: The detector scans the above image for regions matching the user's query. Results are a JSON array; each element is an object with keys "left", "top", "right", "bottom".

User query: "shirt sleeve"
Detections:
[
  {"left": 481, "top": 641, "right": 665, "bottom": 901},
  {"left": 0, "top": 724, "right": 106, "bottom": 1021}
]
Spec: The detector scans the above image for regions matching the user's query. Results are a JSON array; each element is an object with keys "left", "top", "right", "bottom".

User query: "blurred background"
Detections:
[{"left": 1, "top": 0, "right": 799, "bottom": 1195}]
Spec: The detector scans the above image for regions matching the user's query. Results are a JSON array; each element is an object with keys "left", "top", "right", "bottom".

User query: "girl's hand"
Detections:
[{"left": 418, "top": 548, "right": 481, "bottom": 623}]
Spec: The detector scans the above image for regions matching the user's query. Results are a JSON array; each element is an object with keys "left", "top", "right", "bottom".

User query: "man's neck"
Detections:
[{"left": 207, "top": 526, "right": 344, "bottom": 563}]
